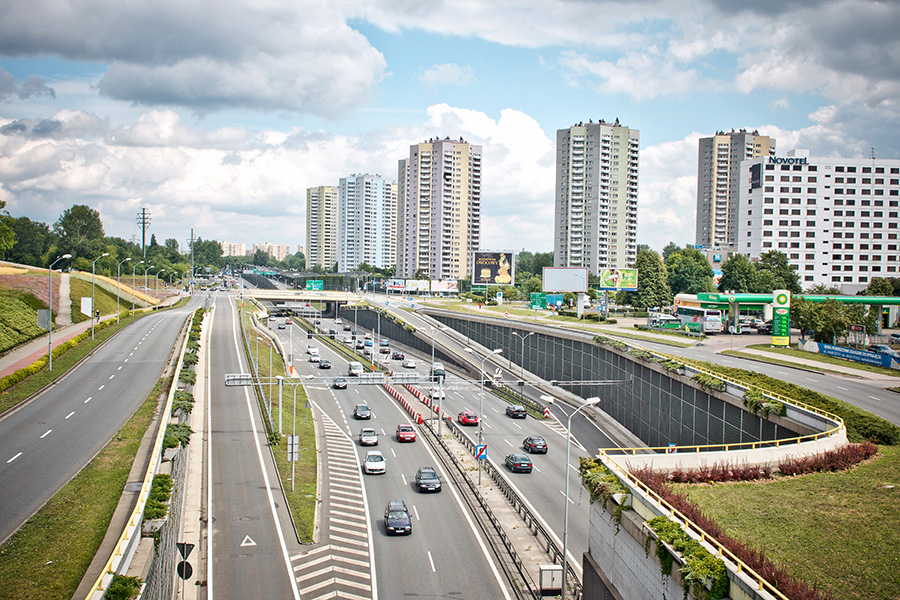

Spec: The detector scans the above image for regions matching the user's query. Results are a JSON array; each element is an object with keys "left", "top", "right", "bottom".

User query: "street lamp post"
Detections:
[
  {"left": 116, "top": 258, "right": 131, "bottom": 324},
  {"left": 562, "top": 396, "right": 602, "bottom": 599},
  {"left": 91, "top": 252, "right": 109, "bottom": 339},
  {"left": 465, "top": 347, "right": 502, "bottom": 486},
  {"left": 144, "top": 265, "right": 153, "bottom": 294},
  {"left": 48, "top": 253, "right": 72, "bottom": 371},
  {"left": 153, "top": 268, "right": 165, "bottom": 299},
  {"left": 511, "top": 331, "right": 535, "bottom": 381},
  {"left": 131, "top": 260, "right": 144, "bottom": 314}
]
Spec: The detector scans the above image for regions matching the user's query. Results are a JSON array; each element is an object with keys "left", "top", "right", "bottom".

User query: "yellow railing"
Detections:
[{"left": 601, "top": 451, "right": 792, "bottom": 600}]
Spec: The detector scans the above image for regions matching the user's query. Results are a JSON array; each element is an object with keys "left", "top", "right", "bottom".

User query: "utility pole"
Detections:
[
  {"left": 190, "top": 228, "right": 195, "bottom": 293},
  {"left": 136, "top": 208, "right": 151, "bottom": 258}
]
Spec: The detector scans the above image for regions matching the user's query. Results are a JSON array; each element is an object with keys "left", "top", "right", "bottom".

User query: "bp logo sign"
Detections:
[{"left": 775, "top": 293, "right": 789, "bottom": 306}]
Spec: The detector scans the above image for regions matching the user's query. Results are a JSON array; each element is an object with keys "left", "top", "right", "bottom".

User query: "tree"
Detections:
[
  {"left": 666, "top": 247, "right": 715, "bottom": 295},
  {"left": 717, "top": 253, "right": 757, "bottom": 293},
  {"left": 192, "top": 238, "right": 224, "bottom": 268},
  {"left": 252, "top": 249, "right": 269, "bottom": 266},
  {"left": 866, "top": 277, "right": 894, "bottom": 297},
  {"left": 54, "top": 204, "right": 105, "bottom": 259},
  {"left": 754, "top": 250, "right": 801, "bottom": 294},
  {"left": 6, "top": 216, "right": 53, "bottom": 266},
  {"left": 521, "top": 275, "right": 542, "bottom": 295},
  {"left": 622, "top": 249, "right": 671, "bottom": 309},
  {"left": 661, "top": 241, "right": 681, "bottom": 262},
  {"left": 0, "top": 201, "right": 16, "bottom": 258}
]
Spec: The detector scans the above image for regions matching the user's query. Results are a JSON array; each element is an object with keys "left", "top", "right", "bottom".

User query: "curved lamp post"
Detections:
[
  {"left": 131, "top": 260, "right": 144, "bottom": 313},
  {"left": 48, "top": 253, "right": 72, "bottom": 371},
  {"left": 91, "top": 252, "right": 109, "bottom": 339},
  {"left": 511, "top": 331, "right": 535, "bottom": 380},
  {"left": 144, "top": 264, "right": 153, "bottom": 293},
  {"left": 116, "top": 257, "right": 131, "bottom": 324},
  {"left": 153, "top": 268, "right": 165, "bottom": 299},
  {"left": 465, "top": 347, "right": 502, "bottom": 486},
  {"left": 562, "top": 396, "right": 601, "bottom": 599}
]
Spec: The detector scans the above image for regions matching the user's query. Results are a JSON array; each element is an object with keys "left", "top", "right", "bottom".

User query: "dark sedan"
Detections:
[
  {"left": 505, "top": 453, "right": 533, "bottom": 473},
  {"left": 414, "top": 467, "right": 442, "bottom": 492},
  {"left": 384, "top": 500, "right": 412, "bottom": 535},
  {"left": 523, "top": 435, "right": 548, "bottom": 454}
]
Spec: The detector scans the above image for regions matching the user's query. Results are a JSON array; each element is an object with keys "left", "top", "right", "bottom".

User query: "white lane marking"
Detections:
[
  {"left": 837, "top": 386, "right": 849, "bottom": 391},
  {"left": 7, "top": 452, "right": 22, "bottom": 463},
  {"left": 65, "top": 412, "right": 75, "bottom": 419},
  {"left": 560, "top": 490, "right": 575, "bottom": 504},
  {"left": 390, "top": 448, "right": 397, "bottom": 458},
  {"left": 401, "top": 474, "right": 408, "bottom": 486},
  {"left": 84, "top": 397, "right": 92, "bottom": 404},
  {"left": 427, "top": 551, "right": 436, "bottom": 573},
  {"left": 98, "top": 385, "right": 105, "bottom": 391},
  {"left": 413, "top": 505, "right": 420, "bottom": 521},
  {"left": 513, "top": 423, "right": 522, "bottom": 430},
  {"left": 869, "top": 395, "right": 882, "bottom": 402},
  {"left": 806, "top": 377, "right": 819, "bottom": 382},
  {"left": 118, "top": 365, "right": 123, "bottom": 370},
  {"left": 40, "top": 430, "right": 52, "bottom": 439},
  {"left": 532, "top": 464, "right": 541, "bottom": 473},
  {"left": 776, "top": 370, "right": 789, "bottom": 376},
  {"left": 490, "top": 407, "right": 499, "bottom": 413},
  {"left": 504, "top": 439, "right": 513, "bottom": 447},
  {"left": 109, "top": 375, "right": 115, "bottom": 380}
]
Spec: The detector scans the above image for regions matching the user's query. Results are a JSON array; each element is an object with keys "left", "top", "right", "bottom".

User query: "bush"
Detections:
[
  {"left": 104, "top": 574, "right": 143, "bottom": 600},
  {"left": 143, "top": 473, "right": 173, "bottom": 520},
  {"left": 182, "top": 353, "right": 199, "bottom": 366},
  {"left": 178, "top": 369, "right": 196, "bottom": 385},
  {"left": 163, "top": 423, "right": 193, "bottom": 449}
]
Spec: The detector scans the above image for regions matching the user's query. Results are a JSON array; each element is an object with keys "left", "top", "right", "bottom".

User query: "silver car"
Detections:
[{"left": 358, "top": 428, "right": 378, "bottom": 446}]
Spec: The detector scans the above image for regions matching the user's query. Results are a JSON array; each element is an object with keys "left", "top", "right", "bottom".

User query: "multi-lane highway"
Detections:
[{"left": 0, "top": 302, "right": 198, "bottom": 545}]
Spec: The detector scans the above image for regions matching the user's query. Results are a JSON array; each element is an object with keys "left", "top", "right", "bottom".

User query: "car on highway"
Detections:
[
  {"left": 306, "top": 344, "right": 319, "bottom": 354},
  {"left": 332, "top": 377, "right": 348, "bottom": 390},
  {"left": 353, "top": 404, "right": 372, "bottom": 419},
  {"left": 335, "top": 318, "right": 343, "bottom": 325},
  {"left": 285, "top": 319, "right": 292, "bottom": 325},
  {"left": 868, "top": 344, "right": 900, "bottom": 359},
  {"left": 355, "top": 340, "right": 365, "bottom": 350},
  {"left": 396, "top": 424, "right": 416, "bottom": 442},
  {"left": 343, "top": 324, "right": 352, "bottom": 331},
  {"left": 403, "top": 358, "right": 416, "bottom": 368},
  {"left": 364, "top": 347, "right": 374, "bottom": 356},
  {"left": 364, "top": 333, "right": 372, "bottom": 340},
  {"left": 429, "top": 387, "right": 446, "bottom": 400},
  {"left": 414, "top": 467, "right": 442, "bottom": 492},
  {"left": 268, "top": 316, "right": 276, "bottom": 322},
  {"left": 308, "top": 353, "right": 321, "bottom": 363},
  {"left": 391, "top": 351, "right": 405, "bottom": 360},
  {"left": 342, "top": 336, "right": 353, "bottom": 344},
  {"left": 363, "top": 450, "right": 386, "bottom": 475},
  {"left": 429, "top": 362, "right": 446, "bottom": 381},
  {"left": 505, "top": 453, "right": 533, "bottom": 473},
  {"left": 358, "top": 428, "right": 378, "bottom": 446},
  {"left": 457, "top": 411, "right": 478, "bottom": 426},
  {"left": 379, "top": 346, "right": 390, "bottom": 354},
  {"left": 523, "top": 435, "right": 548, "bottom": 454},
  {"left": 505, "top": 405, "right": 527, "bottom": 418},
  {"left": 277, "top": 323, "right": 286, "bottom": 329},
  {"left": 318, "top": 359, "right": 331, "bottom": 369},
  {"left": 384, "top": 500, "right": 412, "bottom": 535}
]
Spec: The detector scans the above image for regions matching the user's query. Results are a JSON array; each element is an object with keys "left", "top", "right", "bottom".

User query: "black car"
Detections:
[
  {"left": 384, "top": 500, "right": 412, "bottom": 535},
  {"left": 391, "top": 351, "right": 405, "bottom": 360},
  {"left": 755, "top": 320, "right": 773, "bottom": 334},
  {"left": 318, "top": 359, "right": 331, "bottom": 369},
  {"left": 355, "top": 341, "right": 365, "bottom": 350},
  {"left": 328, "top": 329, "right": 337, "bottom": 339},
  {"left": 379, "top": 346, "right": 390, "bottom": 354},
  {"left": 505, "top": 453, "right": 533, "bottom": 473},
  {"left": 523, "top": 435, "right": 548, "bottom": 454},
  {"left": 505, "top": 404, "right": 527, "bottom": 418},
  {"left": 343, "top": 324, "right": 352, "bottom": 331},
  {"left": 353, "top": 404, "right": 371, "bottom": 419},
  {"left": 332, "top": 377, "right": 348, "bottom": 390},
  {"left": 414, "top": 467, "right": 442, "bottom": 492}
]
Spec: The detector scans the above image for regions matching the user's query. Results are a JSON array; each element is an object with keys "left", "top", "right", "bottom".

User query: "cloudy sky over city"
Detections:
[{"left": 1, "top": 0, "right": 898, "bottom": 256}]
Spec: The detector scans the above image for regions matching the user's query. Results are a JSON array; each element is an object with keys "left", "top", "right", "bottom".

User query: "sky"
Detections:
[{"left": 1, "top": 0, "right": 899, "bottom": 257}]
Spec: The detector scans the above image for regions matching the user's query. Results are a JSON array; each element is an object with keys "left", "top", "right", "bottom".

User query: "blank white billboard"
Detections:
[{"left": 542, "top": 267, "right": 588, "bottom": 292}]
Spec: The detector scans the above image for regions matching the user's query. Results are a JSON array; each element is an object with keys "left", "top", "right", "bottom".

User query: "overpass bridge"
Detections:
[{"left": 240, "top": 289, "right": 363, "bottom": 317}]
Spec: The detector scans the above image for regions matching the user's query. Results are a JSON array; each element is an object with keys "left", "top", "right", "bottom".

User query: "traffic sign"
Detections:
[
  {"left": 475, "top": 444, "right": 487, "bottom": 460},
  {"left": 176, "top": 542, "right": 194, "bottom": 560},
  {"left": 543, "top": 407, "right": 551, "bottom": 418},
  {"left": 177, "top": 561, "right": 193, "bottom": 580},
  {"left": 287, "top": 434, "right": 299, "bottom": 462}
]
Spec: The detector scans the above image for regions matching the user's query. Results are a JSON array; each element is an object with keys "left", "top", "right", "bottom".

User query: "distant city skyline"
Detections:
[{"left": 2, "top": 1, "right": 897, "bottom": 255}]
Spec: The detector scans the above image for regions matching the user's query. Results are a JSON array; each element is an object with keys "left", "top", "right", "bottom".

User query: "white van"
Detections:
[{"left": 348, "top": 361, "right": 364, "bottom": 377}]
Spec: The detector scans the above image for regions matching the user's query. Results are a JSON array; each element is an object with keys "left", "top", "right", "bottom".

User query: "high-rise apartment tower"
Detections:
[
  {"left": 338, "top": 174, "right": 397, "bottom": 272},
  {"left": 306, "top": 186, "right": 338, "bottom": 270},
  {"left": 399, "top": 138, "right": 482, "bottom": 279},
  {"left": 554, "top": 119, "right": 639, "bottom": 273},
  {"left": 696, "top": 129, "right": 775, "bottom": 247}
]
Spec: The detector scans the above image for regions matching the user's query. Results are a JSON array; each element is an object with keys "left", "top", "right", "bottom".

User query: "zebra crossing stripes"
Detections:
[{"left": 291, "top": 409, "right": 374, "bottom": 599}]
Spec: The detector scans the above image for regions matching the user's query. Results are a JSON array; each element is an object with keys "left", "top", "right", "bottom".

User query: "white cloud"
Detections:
[{"left": 419, "top": 64, "right": 475, "bottom": 87}]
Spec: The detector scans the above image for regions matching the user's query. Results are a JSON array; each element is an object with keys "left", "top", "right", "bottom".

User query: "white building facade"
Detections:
[
  {"left": 554, "top": 120, "right": 639, "bottom": 274},
  {"left": 337, "top": 174, "right": 397, "bottom": 272},
  {"left": 306, "top": 186, "right": 339, "bottom": 270},
  {"left": 220, "top": 241, "right": 247, "bottom": 257},
  {"left": 739, "top": 150, "right": 900, "bottom": 293}
]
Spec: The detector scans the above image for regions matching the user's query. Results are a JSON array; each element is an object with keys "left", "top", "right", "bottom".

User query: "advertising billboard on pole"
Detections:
[
  {"left": 542, "top": 267, "right": 588, "bottom": 292},
  {"left": 431, "top": 280, "right": 459, "bottom": 293},
  {"left": 472, "top": 251, "right": 514, "bottom": 286},
  {"left": 598, "top": 268, "right": 638, "bottom": 291}
]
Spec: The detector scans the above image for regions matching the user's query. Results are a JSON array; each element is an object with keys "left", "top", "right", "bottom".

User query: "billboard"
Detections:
[
  {"left": 405, "top": 279, "right": 429, "bottom": 292},
  {"left": 472, "top": 251, "right": 514, "bottom": 285},
  {"left": 431, "top": 280, "right": 459, "bottom": 293},
  {"left": 598, "top": 268, "right": 638, "bottom": 291},
  {"left": 542, "top": 267, "right": 588, "bottom": 292},
  {"left": 386, "top": 278, "right": 405, "bottom": 291}
]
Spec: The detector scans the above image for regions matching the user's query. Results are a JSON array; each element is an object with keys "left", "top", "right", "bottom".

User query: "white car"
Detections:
[
  {"left": 429, "top": 387, "right": 446, "bottom": 400},
  {"left": 403, "top": 358, "right": 417, "bottom": 369},
  {"left": 306, "top": 345, "right": 319, "bottom": 354},
  {"left": 342, "top": 336, "right": 354, "bottom": 345},
  {"left": 363, "top": 450, "right": 386, "bottom": 474},
  {"left": 335, "top": 318, "right": 343, "bottom": 325},
  {"left": 308, "top": 353, "right": 321, "bottom": 363}
]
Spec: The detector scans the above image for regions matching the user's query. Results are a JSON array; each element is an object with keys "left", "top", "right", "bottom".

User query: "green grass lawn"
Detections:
[
  {"left": 742, "top": 344, "right": 900, "bottom": 377},
  {"left": 680, "top": 445, "right": 900, "bottom": 600}
]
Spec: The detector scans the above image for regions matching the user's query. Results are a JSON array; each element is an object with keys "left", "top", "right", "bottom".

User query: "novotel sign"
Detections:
[{"left": 768, "top": 156, "right": 808, "bottom": 165}]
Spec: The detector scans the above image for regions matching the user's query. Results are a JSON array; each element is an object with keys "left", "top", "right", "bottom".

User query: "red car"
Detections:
[
  {"left": 396, "top": 424, "right": 417, "bottom": 442},
  {"left": 457, "top": 411, "right": 479, "bottom": 426}
]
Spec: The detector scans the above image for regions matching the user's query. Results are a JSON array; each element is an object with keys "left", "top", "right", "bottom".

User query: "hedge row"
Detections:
[{"left": 0, "top": 297, "right": 49, "bottom": 354}]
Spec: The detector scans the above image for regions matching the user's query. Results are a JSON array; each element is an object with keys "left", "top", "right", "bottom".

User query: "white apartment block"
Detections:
[
  {"left": 338, "top": 174, "right": 397, "bottom": 272},
  {"left": 554, "top": 119, "right": 639, "bottom": 273},
  {"left": 696, "top": 129, "right": 775, "bottom": 247},
  {"left": 400, "top": 137, "right": 481, "bottom": 279},
  {"left": 253, "top": 242, "right": 291, "bottom": 262},
  {"left": 306, "top": 186, "right": 339, "bottom": 270},
  {"left": 220, "top": 241, "right": 247, "bottom": 257},
  {"left": 739, "top": 150, "right": 900, "bottom": 293}
]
